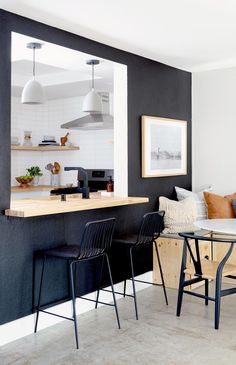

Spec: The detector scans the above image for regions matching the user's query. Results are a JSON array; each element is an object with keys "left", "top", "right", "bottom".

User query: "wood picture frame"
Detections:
[{"left": 141, "top": 115, "right": 187, "bottom": 177}]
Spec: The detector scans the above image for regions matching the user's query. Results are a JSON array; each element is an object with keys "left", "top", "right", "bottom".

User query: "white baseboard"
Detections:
[{"left": 0, "top": 271, "right": 152, "bottom": 346}]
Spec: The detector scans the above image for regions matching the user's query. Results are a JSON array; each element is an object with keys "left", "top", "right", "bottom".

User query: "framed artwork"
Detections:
[{"left": 141, "top": 115, "right": 187, "bottom": 177}]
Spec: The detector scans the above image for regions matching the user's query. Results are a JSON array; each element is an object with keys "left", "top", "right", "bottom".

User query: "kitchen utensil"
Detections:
[
  {"left": 53, "top": 162, "right": 61, "bottom": 174},
  {"left": 60, "top": 132, "right": 69, "bottom": 146},
  {"left": 45, "top": 163, "right": 54, "bottom": 172}
]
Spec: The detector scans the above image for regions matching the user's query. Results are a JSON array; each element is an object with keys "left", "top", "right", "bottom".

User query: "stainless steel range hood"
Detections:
[{"left": 61, "top": 93, "right": 113, "bottom": 130}]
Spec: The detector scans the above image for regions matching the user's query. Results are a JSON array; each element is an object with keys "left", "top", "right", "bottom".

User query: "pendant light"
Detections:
[
  {"left": 82, "top": 59, "right": 102, "bottom": 113},
  {"left": 21, "top": 42, "right": 44, "bottom": 104}
]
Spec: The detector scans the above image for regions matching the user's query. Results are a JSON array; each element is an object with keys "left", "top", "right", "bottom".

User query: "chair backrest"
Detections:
[
  {"left": 179, "top": 232, "right": 236, "bottom": 276},
  {"left": 137, "top": 211, "right": 165, "bottom": 246},
  {"left": 79, "top": 217, "right": 116, "bottom": 259}
]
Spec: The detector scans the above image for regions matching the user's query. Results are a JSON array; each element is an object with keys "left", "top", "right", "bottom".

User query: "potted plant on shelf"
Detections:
[{"left": 26, "top": 166, "right": 43, "bottom": 186}]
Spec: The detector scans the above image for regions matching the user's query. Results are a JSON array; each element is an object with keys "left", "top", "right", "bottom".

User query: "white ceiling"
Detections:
[
  {"left": 1, "top": 0, "right": 236, "bottom": 72},
  {"left": 11, "top": 32, "right": 114, "bottom": 99}
]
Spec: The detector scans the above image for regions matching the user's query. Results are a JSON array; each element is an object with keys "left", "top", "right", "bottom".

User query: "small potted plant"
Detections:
[{"left": 26, "top": 166, "right": 43, "bottom": 186}]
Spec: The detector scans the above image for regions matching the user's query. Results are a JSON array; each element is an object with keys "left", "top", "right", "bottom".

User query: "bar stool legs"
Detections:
[
  {"left": 130, "top": 247, "right": 139, "bottom": 320},
  {"left": 34, "top": 255, "right": 46, "bottom": 334},
  {"left": 95, "top": 254, "right": 121, "bottom": 329},
  {"left": 122, "top": 243, "right": 168, "bottom": 319},
  {"left": 105, "top": 253, "right": 121, "bottom": 329},
  {"left": 95, "top": 256, "right": 105, "bottom": 309},
  {"left": 34, "top": 256, "right": 80, "bottom": 349},
  {"left": 154, "top": 241, "right": 168, "bottom": 306},
  {"left": 35, "top": 255, "right": 120, "bottom": 349},
  {"left": 123, "top": 280, "right": 127, "bottom": 297},
  {"left": 70, "top": 262, "right": 79, "bottom": 349}
]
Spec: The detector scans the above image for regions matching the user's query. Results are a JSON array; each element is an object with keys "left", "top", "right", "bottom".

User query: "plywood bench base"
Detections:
[{"left": 153, "top": 232, "right": 211, "bottom": 290}]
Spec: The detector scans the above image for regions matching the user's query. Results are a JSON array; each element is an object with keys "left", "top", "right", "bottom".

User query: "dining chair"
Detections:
[{"left": 177, "top": 232, "right": 236, "bottom": 329}]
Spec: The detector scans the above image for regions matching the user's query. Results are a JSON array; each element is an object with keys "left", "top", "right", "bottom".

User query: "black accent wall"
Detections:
[{"left": 0, "top": 9, "right": 191, "bottom": 324}]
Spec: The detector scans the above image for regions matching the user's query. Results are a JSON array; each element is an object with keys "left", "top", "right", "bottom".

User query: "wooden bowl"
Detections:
[{"left": 15, "top": 176, "right": 33, "bottom": 188}]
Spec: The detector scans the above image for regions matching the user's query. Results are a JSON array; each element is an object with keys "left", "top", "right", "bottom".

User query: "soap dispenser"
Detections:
[{"left": 106, "top": 176, "right": 114, "bottom": 192}]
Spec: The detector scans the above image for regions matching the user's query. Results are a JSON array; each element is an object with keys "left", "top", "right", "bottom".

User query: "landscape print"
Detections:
[
  {"left": 150, "top": 123, "right": 181, "bottom": 170},
  {"left": 142, "top": 116, "right": 187, "bottom": 177}
]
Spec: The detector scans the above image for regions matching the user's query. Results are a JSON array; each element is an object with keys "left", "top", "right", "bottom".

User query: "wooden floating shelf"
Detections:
[{"left": 11, "top": 146, "right": 80, "bottom": 152}]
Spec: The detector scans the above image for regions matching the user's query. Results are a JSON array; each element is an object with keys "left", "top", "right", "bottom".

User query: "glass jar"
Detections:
[
  {"left": 23, "top": 131, "right": 33, "bottom": 147},
  {"left": 50, "top": 173, "right": 60, "bottom": 186}
]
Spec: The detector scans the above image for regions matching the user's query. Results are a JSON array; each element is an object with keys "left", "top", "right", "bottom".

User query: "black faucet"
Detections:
[{"left": 64, "top": 167, "right": 90, "bottom": 199}]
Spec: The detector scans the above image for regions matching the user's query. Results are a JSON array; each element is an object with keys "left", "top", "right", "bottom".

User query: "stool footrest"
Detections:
[
  {"left": 38, "top": 309, "right": 74, "bottom": 321},
  {"left": 77, "top": 295, "right": 115, "bottom": 307},
  {"left": 127, "top": 278, "right": 163, "bottom": 286},
  {"left": 100, "top": 288, "right": 134, "bottom": 298}
]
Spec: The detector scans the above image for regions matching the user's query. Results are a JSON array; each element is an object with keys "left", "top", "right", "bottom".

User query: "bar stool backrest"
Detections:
[
  {"left": 137, "top": 211, "right": 165, "bottom": 246},
  {"left": 79, "top": 217, "right": 116, "bottom": 259}
]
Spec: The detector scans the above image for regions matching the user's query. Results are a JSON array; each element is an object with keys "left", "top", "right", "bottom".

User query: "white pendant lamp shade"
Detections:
[
  {"left": 82, "top": 59, "right": 102, "bottom": 113},
  {"left": 21, "top": 42, "right": 44, "bottom": 104},
  {"left": 83, "top": 88, "right": 102, "bottom": 113},
  {"left": 21, "top": 79, "right": 44, "bottom": 104}
]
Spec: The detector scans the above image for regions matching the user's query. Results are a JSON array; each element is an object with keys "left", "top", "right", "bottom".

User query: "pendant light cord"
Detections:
[
  {"left": 33, "top": 46, "right": 36, "bottom": 79},
  {"left": 92, "top": 62, "right": 94, "bottom": 89}
]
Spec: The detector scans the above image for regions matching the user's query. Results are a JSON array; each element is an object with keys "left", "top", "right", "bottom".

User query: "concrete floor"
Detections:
[{"left": 1, "top": 285, "right": 236, "bottom": 365}]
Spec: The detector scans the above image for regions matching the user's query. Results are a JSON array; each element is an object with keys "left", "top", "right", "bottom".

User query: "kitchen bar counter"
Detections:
[{"left": 5, "top": 194, "right": 149, "bottom": 218}]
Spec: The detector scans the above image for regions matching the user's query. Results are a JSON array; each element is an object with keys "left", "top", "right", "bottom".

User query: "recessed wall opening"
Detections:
[{"left": 11, "top": 32, "right": 127, "bottom": 199}]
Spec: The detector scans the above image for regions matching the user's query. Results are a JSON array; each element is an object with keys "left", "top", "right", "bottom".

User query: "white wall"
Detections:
[
  {"left": 113, "top": 63, "right": 128, "bottom": 197},
  {"left": 192, "top": 67, "right": 236, "bottom": 195},
  {"left": 11, "top": 96, "right": 114, "bottom": 186}
]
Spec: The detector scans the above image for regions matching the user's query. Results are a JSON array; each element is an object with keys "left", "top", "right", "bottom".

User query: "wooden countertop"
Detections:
[
  {"left": 11, "top": 185, "right": 65, "bottom": 193},
  {"left": 5, "top": 194, "right": 149, "bottom": 218}
]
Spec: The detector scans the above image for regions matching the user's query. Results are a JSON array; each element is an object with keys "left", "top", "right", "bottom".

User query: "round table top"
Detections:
[{"left": 195, "top": 219, "right": 236, "bottom": 236}]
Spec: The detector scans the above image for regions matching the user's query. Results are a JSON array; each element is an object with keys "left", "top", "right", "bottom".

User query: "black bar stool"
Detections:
[
  {"left": 34, "top": 217, "right": 120, "bottom": 349},
  {"left": 177, "top": 232, "right": 236, "bottom": 329},
  {"left": 96, "top": 211, "right": 168, "bottom": 319}
]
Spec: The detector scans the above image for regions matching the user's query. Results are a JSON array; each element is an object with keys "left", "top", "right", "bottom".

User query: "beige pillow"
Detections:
[{"left": 159, "top": 196, "right": 198, "bottom": 234}]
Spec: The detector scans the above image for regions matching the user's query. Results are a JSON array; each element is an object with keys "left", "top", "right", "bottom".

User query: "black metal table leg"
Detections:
[
  {"left": 205, "top": 279, "right": 209, "bottom": 306},
  {"left": 176, "top": 239, "right": 187, "bottom": 317}
]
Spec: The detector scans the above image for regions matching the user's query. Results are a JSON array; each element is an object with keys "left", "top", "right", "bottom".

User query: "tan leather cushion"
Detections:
[{"left": 203, "top": 192, "right": 236, "bottom": 219}]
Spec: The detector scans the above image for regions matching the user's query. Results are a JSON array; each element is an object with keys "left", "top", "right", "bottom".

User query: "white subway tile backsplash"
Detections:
[{"left": 11, "top": 96, "right": 114, "bottom": 186}]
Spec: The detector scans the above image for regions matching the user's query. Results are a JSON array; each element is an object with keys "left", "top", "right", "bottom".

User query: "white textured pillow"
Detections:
[
  {"left": 175, "top": 186, "right": 211, "bottom": 220},
  {"left": 159, "top": 196, "right": 198, "bottom": 234}
]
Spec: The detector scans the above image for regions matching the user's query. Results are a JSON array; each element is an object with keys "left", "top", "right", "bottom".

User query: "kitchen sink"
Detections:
[{"left": 51, "top": 187, "right": 97, "bottom": 195}]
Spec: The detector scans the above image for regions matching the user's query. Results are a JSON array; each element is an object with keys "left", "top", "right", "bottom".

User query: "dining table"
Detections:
[{"left": 195, "top": 218, "right": 236, "bottom": 236}]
